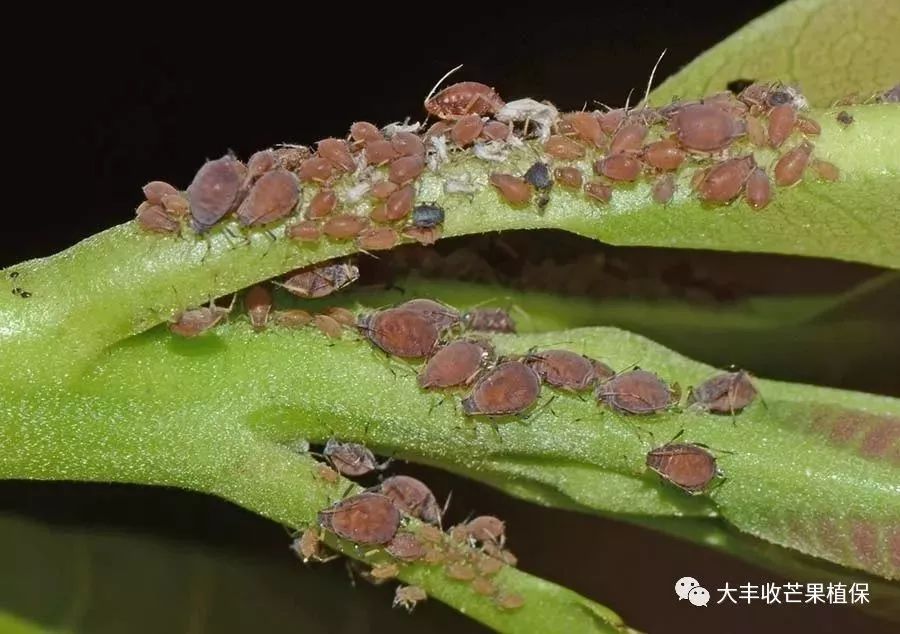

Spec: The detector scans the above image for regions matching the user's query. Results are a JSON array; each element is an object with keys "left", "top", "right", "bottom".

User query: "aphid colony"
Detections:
[{"left": 136, "top": 81, "right": 843, "bottom": 241}]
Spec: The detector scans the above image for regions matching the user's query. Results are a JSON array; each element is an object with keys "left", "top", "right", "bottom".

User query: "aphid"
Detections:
[
  {"left": 393, "top": 585, "right": 427, "bottom": 612},
  {"left": 186, "top": 155, "right": 244, "bottom": 232},
  {"left": 424, "top": 547, "right": 446, "bottom": 565},
  {"left": 836, "top": 111, "right": 854, "bottom": 126},
  {"left": 323, "top": 439, "right": 382, "bottom": 477},
  {"left": 445, "top": 562, "right": 476, "bottom": 581},
  {"left": 411, "top": 203, "right": 445, "bottom": 228},
  {"left": 646, "top": 443, "right": 718, "bottom": 494},
  {"left": 462, "top": 361, "right": 541, "bottom": 417},
  {"left": 236, "top": 168, "right": 300, "bottom": 226},
  {"left": 562, "top": 111, "right": 605, "bottom": 146},
  {"left": 350, "top": 121, "right": 383, "bottom": 145},
  {"left": 388, "top": 155, "right": 425, "bottom": 185},
  {"left": 767, "top": 104, "right": 797, "bottom": 148},
  {"left": 881, "top": 84, "right": 900, "bottom": 102},
  {"left": 358, "top": 308, "right": 440, "bottom": 358},
  {"left": 385, "top": 185, "right": 415, "bottom": 221},
  {"left": 489, "top": 173, "right": 532, "bottom": 206},
  {"left": 401, "top": 298, "right": 462, "bottom": 331},
  {"left": 370, "top": 563, "right": 400, "bottom": 581},
  {"left": 482, "top": 120, "right": 510, "bottom": 141},
  {"left": 161, "top": 193, "right": 190, "bottom": 217},
  {"left": 386, "top": 532, "right": 426, "bottom": 561},
  {"left": 244, "top": 285, "right": 272, "bottom": 331},
  {"left": 525, "top": 349, "right": 595, "bottom": 391},
  {"left": 726, "top": 78, "right": 756, "bottom": 94},
  {"left": 476, "top": 555, "right": 505, "bottom": 576},
  {"left": 313, "top": 314, "right": 343, "bottom": 339},
  {"left": 597, "top": 108, "right": 626, "bottom": 134},
  {"left": 371, "top": 180, "right": 399, "bottom": 199},
  {"left": 591, "top": 359, "right": 615, "bottom": 382},
  {"left": 297, "top": 157, "right": 334, "bottom": 183},
  {"left": 287, "top": 220, "right": 323, "bottom": 242},
  {"left": 595, "top": 369, "right": 673, "bottom": 415},
  {"left": 169, "top": 301, "right": 232, "bottom": 337},
  {"left": 369, "top": 203, "right": 389, "bottom": 223},
  {"left": 323, "top": 214, "right": 369, "bottom": 239},
  {"left": 273, "top": 309, "right": 313, "bottom": 328},
  {"left": 245, "top": 150, "right": 276, "bottom": 184},
  {"left": 325, "top": 306, "right": 356, "bottom": 327},
  {"left": 365, "top": 139, "right": 399, "bottom": 166},
  {"left": 316, "top": 463, "right": 340, "bottom": 484},
  {"left": 596, "top": 154, "right": 642, "bottom": 181},
  {"left": 554, "top": 166, "right": 583, "bottom": 189},
  {"left": 643, "top": 140, "right": 686, "bottom": 171},
  {"left": 795, "top": 116, "right": 821, "bottom": 136},
  {"left": 584, "top": 180, "right": 612, "bottom": 203},
  {"left": 142, "top": 180, "right": 179, "bottom": 205},
  {"left": 672, "top": 104, "right": 742, "bottom": 151},
  {"left": 419, "top": 340, "right": 492, "bottom": 389},
  {"left": 278, "top": 262, "right": 360, "bottom": 299},
  {"left": 745, "top": 116, "right": 767, "bottom": 147},
  {"left": 774, "top": 141, "right": 813, "bottom": 187},
  {"left": 136, "top": 202, "right": 179, "bottom": 234},
  {"left": 483, "top": 542, "right": 518, "bottom": 566},
  {"left": 494, "top": 593, "right": 525, "bottom": 610},
  {"left": 357, "top": 226, "right": 400, "bottom": 251},
  {"left": 811, "top": 159, "right": 840, "bottom": 182},
  {"left": 744, "top": 167, "right": 772, "bottom": 209},
  {"left": 471, "top": 577, "right": 497, "bottom": 596},
  {"left": 292, "top": 528, "right": 324, "bottom": 562},
  {"left": 391, "top": 131, "right": 426, "bottom": 158},
  {"left": 609, "top": 123, "right": 648, "bottom": 154},
  {"left": 425, "top": 81, "right": 505, "bottom": 120},
  {"left": 465, "top": 515, "right": 505, "bottom": 545},
  {"left": 403, "top": 225, "right": 442, "bottom": 245},
  {"left": 695, "top": 156, "right": 755, "bottom": 203},
  {"left": 317, "top": 138, "right": 356, "bottom": 172},
  {"left": 317, "top": 492, "right": 401, "bottom": 545},
  {"left": 379, "top": 475, "right": 442, "bottom": 525},
  {"left": 307, "top": 189, "right": 337, "bottom": 219},
  {"left": 523, "top": 162, "right": 552, "bottom": 190},
  {"left": 450, "top": 114, "right": 484, "bottom": 147},
  {"left": 543, "top": 134, "right": 586, "bottom": 160},
  {"left": 463, "top": 308, "right": 515, "bottom": 333},
  {"left": 652, "top": 174, "right": 676, "bottom": 204},
  {"left": 417, "top": 524, "right": 445, "bottom": 544},
  {"left": 689, "top": 370, "right": 758, "bottom": 414},
  {"left": 273, "top": 146, "right": 310, "bottom": 171}
]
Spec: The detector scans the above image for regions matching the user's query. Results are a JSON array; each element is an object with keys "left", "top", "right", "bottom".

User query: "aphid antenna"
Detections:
[
  {"left": 623, "top": 88, "right": 635, "bottom": 115},
  {"left": 439, "top": 491, "right": 453, "bottom": 529},
  {"left": 639, "top": 49, "right": 668, "bottom": 109},
  {"left": 691, "top": 441, "right": 736, "bottom": 456}
]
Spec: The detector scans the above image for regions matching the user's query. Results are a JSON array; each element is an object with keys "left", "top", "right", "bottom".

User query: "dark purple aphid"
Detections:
[
  {"left": 418, "top": 339, "right": 492, "bottom": 389},
  {"left": 836, "top": 111, "right": 854, "bottom": 126},
  {"left": 690, "top": 370, "right": 758, "bottom": 414},
  {"left": 524, "top": 162, "right": 552, "bottom": 190},
  {"left": 358, "top": 308, "right": 440, "bottom": 358},
  {"left": 596, "top": 370, "right": 673, "bottom": 415},
  {"left": 525, "top": 349, "right": 595, "bottom": 391},
  {"left": 411, "top": 203, "right": 445, "bottom": 228},
  {"left": 323, "top": 439, "right": 383, "bottom": 477},
  {"left": 187, "top": 155, "right": 244, "bottom": 232},
  {"left": 379, "top": 475, "right": 442, "bottom": 525},
  {"left": 646, "top": 443, "right": 718, "bottom": 494},
  {"left": 463, "top": 308, "right": 516, "bottom": 333},
  {"left": 279, "top": 262, "right": 360, "bottom": 299},
  {"left": 318, "top": 492, "right": 401, "bottom": 545},
  {"left": 236, "top": 168, "right": 299, "bottom": 226},
  {"left": 461, "top": 361, "right": 541, "bottom": 417}
]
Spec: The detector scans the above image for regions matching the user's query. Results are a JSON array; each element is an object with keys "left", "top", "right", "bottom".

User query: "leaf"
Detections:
[{"left": 651, "top": 0, "right": 900, "bottom": 106}]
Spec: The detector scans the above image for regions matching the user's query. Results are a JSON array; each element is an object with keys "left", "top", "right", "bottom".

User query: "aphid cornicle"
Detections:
[
  {"left": 418, "top": 339, "right": 492, "bottom": 389},
  {"left": 461, "top": 361, "right": 542, "bottom": 417},
  {"left": 278, "top": 262, "right": 360, "bottom": 299},
  {"left": 596, "top": 370, "right": 673, "bottom": 415},
  {"left": 358, "top": 308, "right": 440, "bottom": 358},
  {"left": 186, "top": 155, "right": 244, "bottom": 232},
  {"left": 646, "top": 443, "right": 719, "bottom": 494},
  {"left": 690, "top": 370, "right": 758, "bottom": 414},
  {"left": 317, "top": 492, "right": 401, "bottom": 545},
  {"left": 323, "top": 439, "right": 382, "bottom": 477},
  {"left": 378, "top": 475, "right": 442, "bottom": 525}
]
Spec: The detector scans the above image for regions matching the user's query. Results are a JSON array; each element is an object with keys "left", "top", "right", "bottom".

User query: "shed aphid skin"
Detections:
[
  {"left": 316, "top": 463, "right": 340, "bottom": 484},
  {"left": 358, "top": 308, "right": 441, "bottom": 358},
  {"left": 277, "top": 262, "right": 360, "bottom": 299},
  {"left": 425, "top": 78, "right": 505, "bottom": 120},
  {"left": 169, "top": 296, "right": 235, "bottom": 337},
  {"left": 323, "top": 439, "right": 386, "bottom": 477},
  {"left": 393, "top": 585, "right": 428, "bottom": 612},
  {"left": 462, "top": 361, "right": 542, "bottom": 417},
  {"left": 378, "top": 475, "right": 443, "bottom": 526},
  {"left": 419, "top": 339, "right": 493, "bottom": 389},
  {"left": 244, "top": 285, "right": 273, "bottom": 331},
  {"left": 595, "top": 369, "right": 674, "bottom": 415},
  {"left": 462, "top": 308, "right": 516, "bottom": 333},
  {"left": 525, "top": 349, "right": 597, "bottom": 391},
  {"left": 689, "top": 370, "right": 758, "bottom": 414},
  {"left": 646, "top": 442, "right": 719, "bottom": 495},
  {"left": 317, "top": 492, "right": 401, "bottom": 546},
  {"left": 186, "top": 154, "right": 245, "bottom": 233},
  {"left": 236, "top": 168, "right": 300, "bottom": 226}
]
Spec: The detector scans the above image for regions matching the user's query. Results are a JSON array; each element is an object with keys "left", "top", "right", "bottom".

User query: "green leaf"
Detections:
[{"left": 651, "top": 0, "right": 900, "bottom": 106}]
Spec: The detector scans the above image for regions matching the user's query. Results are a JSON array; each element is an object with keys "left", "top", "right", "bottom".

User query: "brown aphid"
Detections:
[
  {"left": 652, "top": 174, "right": 676, "bottom": 204},
  {"left": 316, "top": 463, "right": 340, "bottom": 484},
  {"left": 236, "top": 168, "right": 299, "bottom": 226},
  {"left": 445, "top": 562, "right": 476, "bottom": 581},
  {"left": 142, "top": 180, "right": 179, "bottom": 205},
  {"left": 136, "top": 202, "right": 179, "bottom": 234},
  {"left": 379, "top": 475, "right": 442, "bottom": 525},
  {"left": 463, "top": 307, "right": 515, "bottom": 333},
  {"left": 297, "top": 156, "right": 334, "bottom": 183},
  {"left": 476, "top": 555, "right": 505, "bottom": 576},
  {"left": 811, "top": 159, "right": 840, "bottom": 182},
  {"left": 690, "top": 370, "right": 758, "bottom": 414},
  {"left": 462, "top": 361, "right": 541, "bottom": 417},
  {"left": 482, "top": 120, "right": 510, "bottom": 141},
  {"left": 471, "top": 577, "right": 497, "bottom": 596},
  {"left": 161, "top": 193, "right": 190, "bottom": 217},
  {"left": 465, "top": 516, "right": 506, "bottom": 545},
  {"left": 391, "top": 131, "right": 426, "bottom": 158},
  {"left": 836, "top": 111, "right": 854, "bottom": 126},
  {"left": 425, "top": 120, "right": 453, "bottom": 139},
  {"left": 317, "top": 138, "right": 356, "bottom": 173},
  {"left": 350, "top": 121, "right": 382, "bottom": 145},
  {"left": 279, "top": 262, "right": 360, "bottom": 299},
  {"left": 596, "top": 154, "right": 642, "bottom": 181},
  {"left": 554, "top": 166, "right": 583, "bottom": 189},
  {"left": 401, "top": 298, "right": 462, "bottom": 331},
  {"left": 307, "top": 189, "right": 337, "bottom": 219},
  {"left": 563, "top": 111, "right": 605, "bottom": 146},
  {"left": 795, "top": 116, "right": 821, "bottom": 136},
  {"left": 273, "top": 308, "right": 313, "bottom": 328},
  {"left": 325, "top": 306, "right": 356, "bottom": 327},
  {"left": 643, "top": 139, "right": 686, "bottom": 171},
  {"left": 584, "top": 180, "right": 612, "bottom": 203},
  {"left": 449, "top": 524, "right": 469, "bottom": 544},
  {"left": 596, "top": 370, "right": 673, "bottom": 415},
  {"left": 672, "top": 103, "right": 742, "bottom": 151},
  {"left": 495, "top": 593, "right": 525, "bottom": 610},
  {"left": 244, "top": 285, "right": 272, "bottom": 331},
  {"left": 745, "top": 116, "right": 767, "bottom": 147},
  {"left": 419, "top": 340, "right": 492, "bottom": 389},
  {"left": 450, "top": 114, "right": 484, "bottom": 147},
  {"left": 357, "top": 226, "right": 400, "bottom": 251},
  {"left": 385, "top": 185, "right": 415, "bottom": 221},
  {"left": 598, "top": 108, "right": 626, "bottom": 134},
  {"left": 169, "top": 302, "right": 231, "bottom": 337},
  {"left": 424, "top": 547, "right": 447, "bottom": 565},
  {"left": 744, "top": 167, "right": 772, "bottom": 209},
  {"left": 358, "top": 308, "right": 440, "bottom": 358},
  {"left": 489, "top": 173, "right": 532, "bottom": 205},
  {"left": 526, "top": 349, "right": 596, "bottom": 391},
  {"left": 393, "top": 585, "right": 427, "bottom": 612},
  {"left": 245, "top": 150, "right": 276, "bottom": 184},
  {"left": 365, "top": 139, "right": 399, "bottom": 166},
  {"left": 403, "top": 226, "right": 442, "bottom": 245},
  {"left": 386, "top": 532, "right": 427, "bottom": 561},
  {"left": 696, "top": 156, "right": 755, "bottom": 203},
  {"left": 417, "top": 524, "right": 445, "bottom": 544},
  {"left": 543, "top": 134, "right": 586, "bottom": 160},
  {"left": 369, "top": 203, "right": 389, "bottom": 223},
  {"left": 774, "top": 141, "right": 813, "bottom": 187},
  {"left": 292, "top": 528, "right": 324, "bottom": 562},
  {"left": 389, "top": 155, "right": 425, "bottom": 185},
  {"left": 767, "top": 104, "right": 797, "bottom": 148},
  {"left": 646, "top": 443, "right": 718, "bottom": 494},
  {"left": 186, "top": 155, "right": 244, "bottom": 232},
  {"left": 314, "top": 314, "right": 343, "bottom": 339},
  {"left": 589, "top": 360, "right": 615, "bottom": 383},
  {"left": 323, "top": 438, "right": 380, "bottom": 477},
  {"left": 609, "top": 123, "right": 648, "bottom": 154},
  {"left": 425, "top": 81, "right": 504, "bottom": 120},
  {"left": 370, "top": 563, "right": 400, "bottom": 581},
  {"left": 484, "top": 542, "right": 518, "bottom": 567},
  {"left": 323, "top": 214, "right": 370, "bottom": 240},
  {"left": 371, "top": 180, "right": 399, "bottom": 200},
  {"left": 317, "top": 492, "right": 400, "bottom": 545},
  {"left": 287, "top": 220, "right": 322, "bottom": 242}
]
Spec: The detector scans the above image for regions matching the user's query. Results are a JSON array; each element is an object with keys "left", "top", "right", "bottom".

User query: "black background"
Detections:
[{"left": 3, "top": 2, "right": 896, "bottom": 633}]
